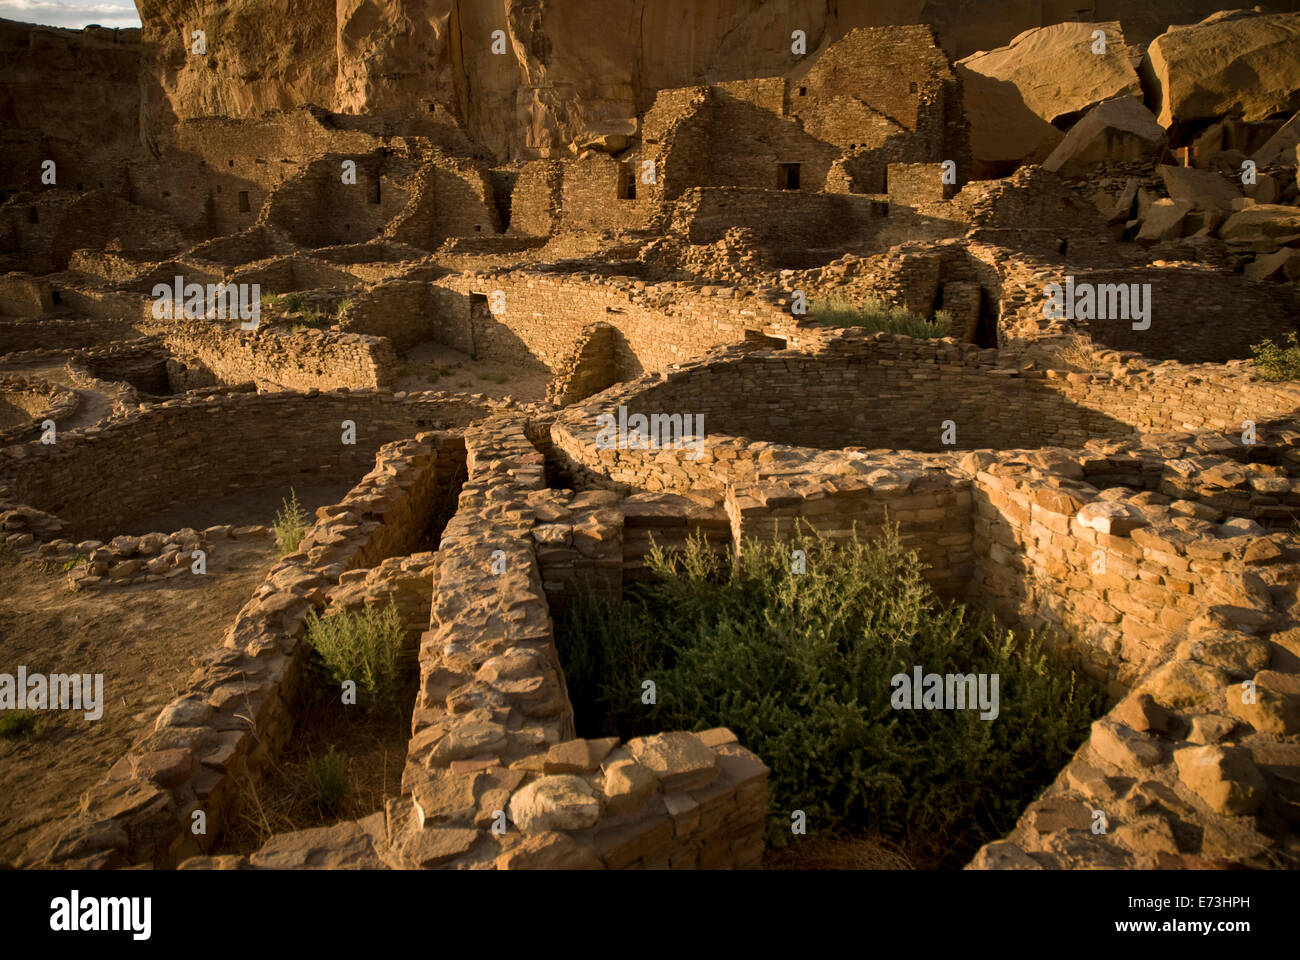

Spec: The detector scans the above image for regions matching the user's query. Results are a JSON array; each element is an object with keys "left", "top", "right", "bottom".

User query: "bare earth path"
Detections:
[{"left": 0, "top": 538, "right": 277, "bottom": 864}]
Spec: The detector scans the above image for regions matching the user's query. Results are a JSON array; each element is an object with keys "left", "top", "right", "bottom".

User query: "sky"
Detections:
[{"left": 0, "top": 0, "right": 142, "bottom": 28}]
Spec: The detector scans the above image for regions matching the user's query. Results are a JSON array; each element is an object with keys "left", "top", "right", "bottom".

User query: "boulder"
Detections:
[
  {"left": 507, "top": 775, "right": 602, "bottom": 833},
  {"left": 1136, "top": 198, "right": 1193, "bottom": 241},
  {"left": 957, "top": 21, "right": 1140, "bottom": 175},
  {"left": 1243, "top": 247, "right": 1300, "bottom": 281},
  {"left": 1218, "top": 203, "right": 1300, "bottom": 243},
  {"left": 1158, "top": 163, "right": 1242, "bottom": 212},
  {"left": 1173, "top": 745, "right": 1266, "bottom": 816},
  {"left": 1251, "top": 110, "right": 1300, "bottom": 164},
  {"left": 1043, "top": 97, "right": 1166, "bottom": 176},
  {"left": 1143, "top": 11, "right": 1300, "bottom": 129}
]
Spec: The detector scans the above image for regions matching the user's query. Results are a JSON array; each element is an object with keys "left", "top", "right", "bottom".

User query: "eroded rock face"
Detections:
[
  {"left": 1143, "top": 10, "right": 1300, "bottom": 130},
  {"left": 131, "top": 1, "right": 1299, "bottom": 161},
  {"left": 957, "top": 22, "right": 1142, "bottom": 177}
]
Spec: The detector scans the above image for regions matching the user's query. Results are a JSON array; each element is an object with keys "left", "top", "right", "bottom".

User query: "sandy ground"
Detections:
[
  {"left": 394, "top": 340, "right": 550, "bottom": 403},
  {"left": 0, "top": 538, "right": 277, "bottom": 864}
]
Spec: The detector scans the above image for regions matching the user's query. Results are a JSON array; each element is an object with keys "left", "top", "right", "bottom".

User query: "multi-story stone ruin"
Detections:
[{"left": 1, "top": 1, "right": 1299, "bottom": 875}]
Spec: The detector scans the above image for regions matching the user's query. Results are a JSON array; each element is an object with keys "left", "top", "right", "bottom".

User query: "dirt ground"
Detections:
[
  {"left": 116, "top": 480, "right": 360, "bottom": 538},
  {"left": 393, "top": 340, "right": 550, "bottom": 402},
  {"left": 0, "top": 538, "right": 277, "bottom": 864}
]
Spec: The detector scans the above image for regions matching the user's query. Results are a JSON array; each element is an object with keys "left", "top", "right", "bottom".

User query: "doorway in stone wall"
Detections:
[
  {"left": 777, "top": 163, "right": 801, "bottom": 190},
  {"left": 468, "top": 293, "right": 489, "bottom": 361}
]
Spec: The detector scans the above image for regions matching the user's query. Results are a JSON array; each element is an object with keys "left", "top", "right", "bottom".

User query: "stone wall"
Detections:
[
  {"left": 0, "top": 273, "right": 53, "bottom": 316},
  {"left": 13, "top": 428, "right": 471, "bottom": 868},
  {"left": 0, "top": 391, "right": 500, "bottom": 542},
  {"left": 0, "top": 373, "right": 77, "bottom": 445},
  {"left": 545, "top": 322, "right": 617, "bottom": 406},
  {"left": 669, "top": 187, "right": 882, "bottom": 265},
  {"left": 435, "top": 268, "right": 806, "bottom": 380},
  {"left": 509, "top": 160, "right": 564, "bottom": 237},
  {"left": 160, "top": 320, "right": 399, "bottom": 391}
]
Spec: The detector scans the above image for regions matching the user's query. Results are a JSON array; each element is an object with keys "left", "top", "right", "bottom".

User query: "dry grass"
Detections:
[
  {"left": 216, "top": 689, "right": 413, "bottom": 854},
  {"left": 1053, "top": 335, "right": 1106, "bottom": 372},
  {"left": 763, "top": 834, "right": 917, "bottom": 870}
]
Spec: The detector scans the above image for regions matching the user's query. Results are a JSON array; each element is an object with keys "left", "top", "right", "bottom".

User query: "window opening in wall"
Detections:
[
  {"left": 777, "top": 163, "right": 801, "bottom": 190},
  {"left": 228, "top": 159, "right": 234, "bottom": 167},
  {"left": 369, "top": 177, "right": 381, "bottom": 204},
  {"left": 617, "top": 163, "right": 636, "bottom": 200},
  {"left": 798, "top": 86, "right": 807, "bottom": 96},
  {"left": 51, "top": 290, "right": 61, "bottom": 305},
  {"left": 27, "top": 206, "right": 38, "bottom": 224},
  {"left": 238, "top": 190, "right": 250, "bottom": 212},
  {"left": 909, "top": 82, "right": 918, "bottom": 93},
  {"left": 744, "top": 329, "right": 787, "bottom": 349}
]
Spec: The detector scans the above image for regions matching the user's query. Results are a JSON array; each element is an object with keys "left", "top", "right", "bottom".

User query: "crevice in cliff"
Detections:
[{"left": 449, "top": 0, "right": 471, "bottom": 137}]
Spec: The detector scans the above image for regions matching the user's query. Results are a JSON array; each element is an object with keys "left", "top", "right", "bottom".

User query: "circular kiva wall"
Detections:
[
  {"left": 592, "top": 336, "right": 1137, "bottom": 454},
  {"left": 551, "top": 332, "right": 1300, "bottom": 493},
  {"left": 0, "top": 391, "right": 497, "bottom": 541}
]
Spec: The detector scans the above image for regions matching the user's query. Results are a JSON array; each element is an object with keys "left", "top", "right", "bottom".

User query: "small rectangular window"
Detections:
[
  {"left": 238, "top": 190, "right": 250, "bottom": 212},
  {"left": 617, "top": 164, "right": 637, "bottom": 200}
]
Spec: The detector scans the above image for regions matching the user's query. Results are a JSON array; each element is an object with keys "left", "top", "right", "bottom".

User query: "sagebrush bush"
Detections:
[
  {"left": 812, "top": 295, "right": 949, "bottom": 339},
  {"left": 274, "top": 489, "right": 309, "bottom": 556},
  {"left": 555, "top": 523, "right": 1104, "bottom": 864},
  {"left": 0, "top": 710, "right": 43, "bottom": 739},
  {"left": 305, "top": 599, "right": 405, "bottom": 712},
  {"left": 1249, "top": 331, "right": 1300, "bottom": 381},
  {"left": 305, "top": 746, "right": 349, "bottom": 815}
]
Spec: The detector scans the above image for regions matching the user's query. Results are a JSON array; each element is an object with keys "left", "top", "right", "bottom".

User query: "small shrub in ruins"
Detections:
[
  {"left": 556, "top": 522, "right": 1104, "bottom": 865},
  {"left": 0, "top": 710, "right": 43, "bottom": 739},
  {"left": 305, "top": 746, "right": 349, "bottom": 815},
  {"left": 304, "top": 599, "right": 405, "bottom": 712},
  {"left": 1249, "top": 331, "right": 1300, "bottom": 381},
  {"left": 274, "top": 488, "right": 310, "bottom": 555}
]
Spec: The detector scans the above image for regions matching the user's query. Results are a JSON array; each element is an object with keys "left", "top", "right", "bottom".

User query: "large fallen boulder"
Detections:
[
  {"left": 1143, "top": 11, "right": 1300, "bottom": 130},
  {"left": 958, "top": 21, "right": 1142, "bottom": 177},
  {"left": 1044, "top": 97, "right": 1166, "bottom": 176},
  {"left": 1158, "top": 163, "right": 1243, "bottom": 212},
  {"left": 1251, "top": 111, "right": 1300, "bottom": 164},
  {"left": 1218, "top": 203, "right": 1300, "bottom": 244},
  {"left": 1136, "top": 198, "right": 1194, "bottom": 242}
]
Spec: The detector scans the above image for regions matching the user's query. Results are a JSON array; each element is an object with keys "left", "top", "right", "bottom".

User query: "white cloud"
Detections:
[{"left": 0, "top": 0, "right": 142, "bottom": 29}]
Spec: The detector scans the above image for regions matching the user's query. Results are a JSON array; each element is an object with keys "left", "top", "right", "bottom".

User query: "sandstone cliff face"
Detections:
[
  {"left": 0, "top": 20, "right": 141, "bottom": 194},
  {"left": 133, "top": 0, "right": 1300, "bottom": 161}
]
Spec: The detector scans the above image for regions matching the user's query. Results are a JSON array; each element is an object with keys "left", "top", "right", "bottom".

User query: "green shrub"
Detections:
[
  {"left": 555, "top": 523, "right": 1104, "bottom": 864},
  {"left": 304, "top": 599, "right": 406, "bottom": 712},
  {"left": 1249, "top": 331, "right": 1300, "bottom": 381},
  {"left": 812, "top": 295, "right": 949, "bottom": 338},
  {"left": 335, "top": 298, "right": 353, "bottom": 318},
  {"left": 305, "top": 746, "right": 349, "bottom": 814},
  {"left": 273, "top": 489, "right": 310, "bottom": 556},
  {"left": 0, "top": 710, "right": 43, "bottom": 739},
  {"left": 282, "top": 292, "right": 308, "bottom": 314}
]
